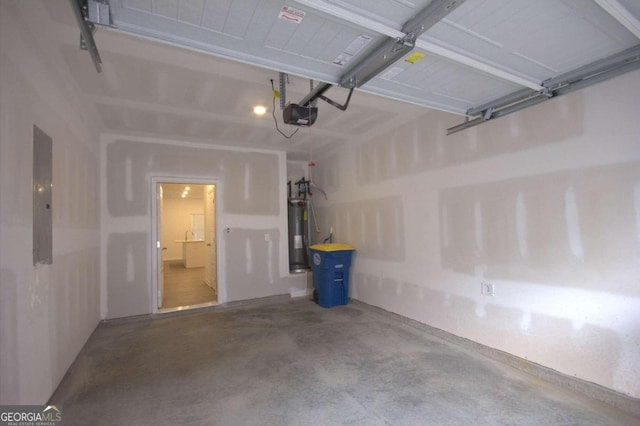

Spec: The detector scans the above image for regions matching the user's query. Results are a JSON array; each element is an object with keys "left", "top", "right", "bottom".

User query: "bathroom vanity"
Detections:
[{"left": 176, "top": 240, "right": 206, "bottom": 268}]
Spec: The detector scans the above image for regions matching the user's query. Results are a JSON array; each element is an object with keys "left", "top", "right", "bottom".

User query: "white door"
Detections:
[
  {"left": 204, "top": 185, "right": 217, "bottom": 296},
  {"left": 158, "top": 184, "right": 165, "bottom": 308}
]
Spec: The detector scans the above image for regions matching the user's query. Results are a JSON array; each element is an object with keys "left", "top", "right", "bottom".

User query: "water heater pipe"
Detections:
[{"left": 308, "top": 199, "right": 321, "bottom": 233}]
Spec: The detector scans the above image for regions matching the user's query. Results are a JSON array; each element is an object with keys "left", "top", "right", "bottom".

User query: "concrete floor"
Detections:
[{"left": 51, "top": 298, "right": 639, "bottom": 425}]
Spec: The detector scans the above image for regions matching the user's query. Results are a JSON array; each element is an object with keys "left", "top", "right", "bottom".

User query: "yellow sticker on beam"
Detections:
[{"left": 405, "top": 52, "right": 425, "bottom": 64}]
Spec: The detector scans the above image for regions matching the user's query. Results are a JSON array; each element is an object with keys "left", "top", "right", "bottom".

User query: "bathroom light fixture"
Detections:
[{"left": 253, "top": 105, "right": 267, "bottom": 116}]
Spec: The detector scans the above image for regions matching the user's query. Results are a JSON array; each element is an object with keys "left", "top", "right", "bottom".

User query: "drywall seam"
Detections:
[{"left": 100, "top": 132, "right": 290, "bottom": 155}]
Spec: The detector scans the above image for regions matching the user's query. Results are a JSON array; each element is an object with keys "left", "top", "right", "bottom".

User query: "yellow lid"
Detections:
[{"left": 310, "top": 243, "right": 355, "bottom": 252}]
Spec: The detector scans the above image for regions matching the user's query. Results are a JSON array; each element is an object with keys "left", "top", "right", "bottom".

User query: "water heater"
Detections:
[{"left": 288, "top": 198, "right": 310, "bottom": 272}]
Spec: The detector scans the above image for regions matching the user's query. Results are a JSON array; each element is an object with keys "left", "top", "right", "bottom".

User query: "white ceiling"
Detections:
[{"left": 47, "top": 0, "right": 640, "bottom": 157}]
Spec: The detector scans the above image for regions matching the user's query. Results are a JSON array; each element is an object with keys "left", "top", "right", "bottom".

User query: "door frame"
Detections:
[{"left": 150, "top": 176, "right": 224, "bottom": 314}]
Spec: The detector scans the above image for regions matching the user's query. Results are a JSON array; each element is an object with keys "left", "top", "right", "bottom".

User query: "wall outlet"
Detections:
[{"left": 481, "top": 281, "right": 495, "bottom": 296}]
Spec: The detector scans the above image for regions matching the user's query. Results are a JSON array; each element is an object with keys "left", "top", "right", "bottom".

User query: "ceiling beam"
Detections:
[
  {"left": 593, "top": 0, "right": 640, "bottom": 39},
  {"left": 294, "top": 0, "right": 543, "bottom": 91}
]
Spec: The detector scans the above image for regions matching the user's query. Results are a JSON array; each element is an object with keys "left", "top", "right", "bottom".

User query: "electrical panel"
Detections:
[{"left": 33, "top": 125, "right": 52, "bottom": 265}]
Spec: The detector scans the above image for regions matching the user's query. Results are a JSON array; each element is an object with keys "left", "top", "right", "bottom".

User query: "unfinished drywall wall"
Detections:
[
  {"left": 312, "top": 69, "right": 640, "bottom": 398},
  {"left": 105, "top": 141, "right": 279, "bottom": 218},
  {"left": 102, "top": 138, "right": 302, "bottom": 318},
  {"left": 225, "top": 228, "right": 281, "bottom": 300},
  {"left": 287, "top": 160, "right": 308, "bottom": 187},
  {"left": 315, "top": 197, "right": 405, "bottom": 261},
  {"left": 311, "top": 152, "right": 341, "bottom": 195},
  {"left": 0, "top": 1, "right": 101, "bottom": 404},
  {"left": 354, "top": 90, "right": 585, "bottom": 185},
  {"left": 439, "top": 162, "right": 640, "bottom": 291}
]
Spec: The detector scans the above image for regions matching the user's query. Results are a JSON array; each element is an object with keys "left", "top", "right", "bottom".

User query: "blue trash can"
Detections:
[{"left": 309, "top": 243, "right": 355, "bottom": 308}]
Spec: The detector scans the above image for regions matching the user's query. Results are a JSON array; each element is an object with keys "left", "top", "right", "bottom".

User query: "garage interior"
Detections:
[{"left": 0, "top": 0, "right": 639, "bottom": 424}]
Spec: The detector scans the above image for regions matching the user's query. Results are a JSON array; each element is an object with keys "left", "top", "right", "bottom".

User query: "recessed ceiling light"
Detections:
[
  {"left": 253, "top": 105, "right": 267, "bottom": 116},
  {"left": 185, "top": 186, "right": 190, "bottom": 191}
]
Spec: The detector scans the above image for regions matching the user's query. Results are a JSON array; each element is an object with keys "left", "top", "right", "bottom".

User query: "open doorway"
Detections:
[{"left": 155, "top": 181, "right": 218, "bottom": 312}]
